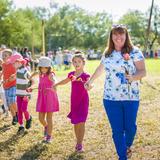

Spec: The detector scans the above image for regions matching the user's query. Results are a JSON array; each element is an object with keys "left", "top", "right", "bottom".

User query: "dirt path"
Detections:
[{"left": 0, "top": 76, "right": 160, "bottom": 160}]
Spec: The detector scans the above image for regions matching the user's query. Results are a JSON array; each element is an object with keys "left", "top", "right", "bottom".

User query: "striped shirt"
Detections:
[{"left": 16, "top": 66, "right": 31, "bottom": 96}]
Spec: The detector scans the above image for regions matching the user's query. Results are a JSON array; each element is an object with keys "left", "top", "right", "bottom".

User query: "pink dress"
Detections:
[
  {"left": 67, "top": 71, "right": 90, "bottom": 124},
  {"left": 36, "top": 73, "right": 59, "bottom": 112}
]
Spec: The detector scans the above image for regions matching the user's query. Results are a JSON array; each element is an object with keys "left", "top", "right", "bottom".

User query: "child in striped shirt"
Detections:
[{"left": 8, "top": 54, "right": 33, "bottom": 134}]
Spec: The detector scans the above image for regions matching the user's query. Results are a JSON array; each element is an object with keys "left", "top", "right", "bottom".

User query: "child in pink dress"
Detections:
[
  {"left": 36, "top": 56, "right": 59, "bottom": 143},
  {"left": 54, "top": 53, "right": 90, "bottom": 152}
]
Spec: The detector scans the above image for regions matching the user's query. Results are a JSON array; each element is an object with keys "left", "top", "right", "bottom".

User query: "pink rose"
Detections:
[{"left": 123, "top": 53, "right": 130, "bottom": 61}]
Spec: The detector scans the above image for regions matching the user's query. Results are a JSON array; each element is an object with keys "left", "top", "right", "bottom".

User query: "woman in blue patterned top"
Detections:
[{"left": 85, "top": 25, "right": 146, "bottom": 160}]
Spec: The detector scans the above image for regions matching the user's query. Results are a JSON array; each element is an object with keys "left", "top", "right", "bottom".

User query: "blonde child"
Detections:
[
  {"left": 8, "top": 54, "right": 33, "bottom": 134},
  {"left": 2, "top": 49, "right": 18, "bottom": 125},
  {"left": 54, "top": 53, "right": 90, "bottom": 152},
  {"left": 34, "top": 56, "right": 59, "bottom": 143}
]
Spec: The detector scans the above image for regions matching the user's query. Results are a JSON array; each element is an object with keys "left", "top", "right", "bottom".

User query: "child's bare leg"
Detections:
[
  {"left": 9, "top": 103, "right": 17, "bottom": 117},
  {"left": 12, "top": 103, "right": 17, "bottom": 112},
  {"left": 74, "top": 122, "right": 85, "bottom": 144},
  {"left": 74, "top": 124, "right": 79, "bottom": 141},
  {"left": 1, "top": 92, "right": 8, "bottom": 111},
  {"left": 39, "top": 112, "right": 47, "bottom": 127},
  {"left": 46, "top": 112, "right": 53, "bottom": 136}
]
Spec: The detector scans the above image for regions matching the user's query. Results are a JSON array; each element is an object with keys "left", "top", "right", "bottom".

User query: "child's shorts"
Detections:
[
  {"left": 5, "top": 86, "right": 16, "bottom": 107},
  {"left": 64, "top": 61, "right": 69, "bottom": 65}
]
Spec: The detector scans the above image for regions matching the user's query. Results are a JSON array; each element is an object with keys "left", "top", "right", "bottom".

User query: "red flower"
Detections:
[
  {"left": 123, "top": 53, "right": 130, "bottom": 61},
  {"left": 69, "top": 75, "right": 76, "bottom": 81}
]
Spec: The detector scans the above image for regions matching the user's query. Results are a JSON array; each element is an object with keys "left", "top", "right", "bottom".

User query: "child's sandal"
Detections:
[
  {"left": 75, "top": 144, "right": 84, "bottom": 153},
  {"left": 127, "top": 148, "right": 132, "bottom": 159}
]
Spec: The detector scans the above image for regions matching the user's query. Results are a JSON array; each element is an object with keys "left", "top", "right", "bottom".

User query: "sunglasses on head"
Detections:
[{"left": 112, "top": 24, "right": 127, "bottom": 29}]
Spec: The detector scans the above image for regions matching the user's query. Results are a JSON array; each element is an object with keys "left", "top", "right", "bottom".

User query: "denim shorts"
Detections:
[{"left": 5, "top": 86, "right": 16, "bottom": 107}]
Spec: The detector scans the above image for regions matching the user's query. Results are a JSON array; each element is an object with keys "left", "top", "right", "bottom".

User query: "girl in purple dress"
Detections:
[{"left": 54, "top": 53, "right": 90, "bottom": 152}]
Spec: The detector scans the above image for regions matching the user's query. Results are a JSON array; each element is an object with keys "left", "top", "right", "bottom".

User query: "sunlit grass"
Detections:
[{"left": 55, "top": 59, "right": 160, "bottom": 77}]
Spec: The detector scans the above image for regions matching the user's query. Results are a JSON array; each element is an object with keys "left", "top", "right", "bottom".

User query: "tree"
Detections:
[
  {"left": 0, "top": 2, "right": 159, "bottom": 52},
  {"left": 0, "top": 0, "right": 12, "bottom": 20},
  {"left": 46, "top": 5, "right": 112, "bottom": 50},
  {"left": 147, "top": 5, "right": 160, "bottom": 50},
  {"left": 118, "top": 10, "right": 146, "bottom": 48},
  {"left": 0, "top": 0, "right": 12, "bottom": 45}
]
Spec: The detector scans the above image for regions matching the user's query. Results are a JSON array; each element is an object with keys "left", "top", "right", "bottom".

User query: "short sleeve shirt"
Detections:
[
  {"left": 2, "top": 63, "right": 16, "bottom": 89},
  {"left": 101, "top": 47, "right": 144, "bottom": 101}
]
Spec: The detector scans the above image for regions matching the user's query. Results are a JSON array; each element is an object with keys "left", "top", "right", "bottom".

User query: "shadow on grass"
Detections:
[
  {"left": 65, "top": 152, "right": 84, "bottom": 160},
  {"left": 0, "top": 131, "right": 28, "bottom": 154},
  {"left": 18, "top": 142, "right": 48, "bottom": 160},
  {"left": 0, "top": 124, "right": 11, "bottom": 133}
]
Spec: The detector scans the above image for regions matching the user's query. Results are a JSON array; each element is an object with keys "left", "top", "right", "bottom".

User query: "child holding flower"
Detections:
[
  {"left": 85, "top": 25, "right": 146, "bottom": 160},
  {"left": 54, "top": 53, "right": 90, "bottom": 152}
]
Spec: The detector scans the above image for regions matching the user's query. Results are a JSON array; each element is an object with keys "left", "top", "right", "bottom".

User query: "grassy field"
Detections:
[{"left": 0, "top": 59, "right": 160, "bottom": 160}]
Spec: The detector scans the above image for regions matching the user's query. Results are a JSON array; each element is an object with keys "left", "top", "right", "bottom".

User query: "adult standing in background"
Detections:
[
  {"left": 85, "top": 25, "right": 146, "bottom": 160},
  {"left": 0, "top": 45, "right": 8, "bottom": 115},
  {"left": 55, "top": 51, "right": 63, "bottom": 70},
  {"left": 0, "top": 45, "right": 6, "bottom": 59}
]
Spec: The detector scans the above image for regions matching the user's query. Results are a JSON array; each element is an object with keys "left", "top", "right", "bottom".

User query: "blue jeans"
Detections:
[{"left": 103, "top": 99, "right": 139, "bottom": 160}]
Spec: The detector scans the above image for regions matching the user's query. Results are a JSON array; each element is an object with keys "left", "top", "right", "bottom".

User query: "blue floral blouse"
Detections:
[{"left": 101, "top": 47, "right": 144, "bottom": 101}]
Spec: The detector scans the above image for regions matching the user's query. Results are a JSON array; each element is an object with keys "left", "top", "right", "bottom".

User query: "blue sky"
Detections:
[{"left": 13, "top": 0, "right": 160, "bottom": 21}]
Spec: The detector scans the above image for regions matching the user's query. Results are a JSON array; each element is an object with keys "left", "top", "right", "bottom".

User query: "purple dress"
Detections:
[
  {"left": 67, "top": 71, "right": 90, "bottom": 124},
  {"left": 36, "top": 73, "right": 59, "bottom": 112}
]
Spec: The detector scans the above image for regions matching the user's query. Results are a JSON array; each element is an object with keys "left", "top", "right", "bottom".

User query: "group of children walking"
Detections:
[{"left": 0, "top": 49, "right": 90, "bottom": 152}]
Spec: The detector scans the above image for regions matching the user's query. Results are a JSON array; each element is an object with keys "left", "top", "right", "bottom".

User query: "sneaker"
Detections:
[
  {"left": 1, "top": 105, "right": 5, "bottom": 113},
  {"left": 75, "top": 144, "right": 84, "bottom": 152},
  {"left": 45, "top": 135, "right": 52, "bottom": 143},
  {"left": 25, "top": 116, "right": 32, "bottom": 129},
  {"left": 4, "top": 110, "right": 9, "bottom": 117},
  {"left": 16, "top": 112, "right": 18, "bottom": 119},
  {"left": 12, "top": 116, "right": 18, "bottom": 125},
  {"left": 17, "top": 126, "right": 25, "bottom": 134}
]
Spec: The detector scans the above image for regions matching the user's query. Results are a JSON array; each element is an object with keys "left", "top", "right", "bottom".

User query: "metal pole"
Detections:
[
  {"left": 31, "top": 26, "right": 35, "bottom": 71},
  {"left": 42, "top": 19, "right": 45, "bottom": 56},
  {"left": 31, "top": 26, "right": 35, "bottom": 59},
  {"left": 145, "top": 0, "right": 154, "bottom": 51}
]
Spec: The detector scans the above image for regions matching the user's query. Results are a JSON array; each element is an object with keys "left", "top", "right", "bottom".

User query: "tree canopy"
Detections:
[{"left": 0, "top": 0, "right": 160, "bottom": 52}]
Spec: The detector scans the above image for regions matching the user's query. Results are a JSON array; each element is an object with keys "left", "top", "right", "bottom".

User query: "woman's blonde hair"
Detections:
[{"left": 104, "top": 25, "right": 134, "bottom": 57}]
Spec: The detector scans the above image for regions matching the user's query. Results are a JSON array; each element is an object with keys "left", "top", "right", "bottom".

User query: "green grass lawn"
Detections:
[
  {"left": 145, "top": 59, "right": 160, "bottom": 75},
  {"left": 56, "top": 58, "right": 160, "bottom": 76},
  {"left": 0, "top": 59, "right": 160, "bottom": 160}
]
